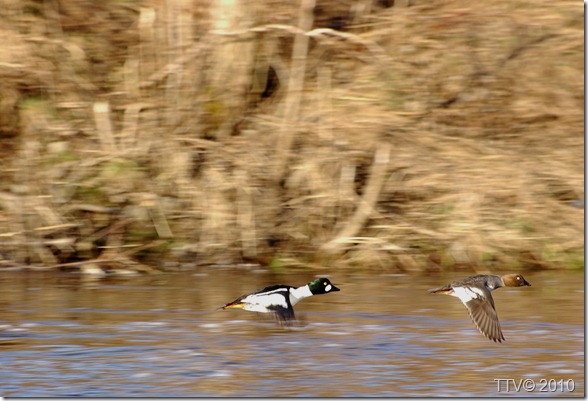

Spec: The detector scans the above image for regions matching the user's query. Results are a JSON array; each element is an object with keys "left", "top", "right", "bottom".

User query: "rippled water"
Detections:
[{"left": 0, "top": 268, "right": 584, "bottom": 397}]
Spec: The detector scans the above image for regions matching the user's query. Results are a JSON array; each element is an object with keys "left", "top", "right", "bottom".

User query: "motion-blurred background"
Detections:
[{"left": 0, "top": 0, "right": 582, "bottom": 273}]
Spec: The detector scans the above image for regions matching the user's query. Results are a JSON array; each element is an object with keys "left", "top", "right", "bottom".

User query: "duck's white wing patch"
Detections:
[
  {"left": 451, "top": 286, "right": 486, "bottom": 303},
  {"left": 242, "top": 292, "right": 289, "bottom": 312}
]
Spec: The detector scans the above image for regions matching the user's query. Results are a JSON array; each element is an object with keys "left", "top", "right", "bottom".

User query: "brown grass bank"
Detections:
[{"left": 0, "top": 0, "right": 583, "bottom": 273}]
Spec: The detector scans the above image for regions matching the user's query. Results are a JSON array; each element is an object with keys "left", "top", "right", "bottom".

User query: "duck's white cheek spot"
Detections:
[{"left": 325, "top": 284, "right": 332, "bottom": 292}]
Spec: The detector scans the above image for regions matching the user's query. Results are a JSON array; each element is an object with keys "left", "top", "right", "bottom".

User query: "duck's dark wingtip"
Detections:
[{"left": 489, "top": 334, "right": 506, "bottom": 343}]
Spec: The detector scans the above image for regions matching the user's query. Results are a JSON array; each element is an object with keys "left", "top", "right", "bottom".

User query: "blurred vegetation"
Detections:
[{"left": 0, "top": 0, "right": 583, "bottom": 273}]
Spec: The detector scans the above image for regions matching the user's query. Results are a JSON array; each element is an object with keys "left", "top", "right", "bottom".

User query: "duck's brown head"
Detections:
[{"left": 502, "top": 273, "right": 531, "bottom": 287}]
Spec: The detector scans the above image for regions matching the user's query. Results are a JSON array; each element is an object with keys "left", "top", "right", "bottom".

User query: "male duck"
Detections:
[
  {"left": 429, "top": 273, "right": 531, "bottom": 343},
  {"left": 221, "top": 277, "right": 340, "bottom": 321}
]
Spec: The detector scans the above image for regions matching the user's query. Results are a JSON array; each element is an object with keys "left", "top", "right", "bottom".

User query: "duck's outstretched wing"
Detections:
[{"left": 456, "top": 286, "right": 505, "bottom": 343}]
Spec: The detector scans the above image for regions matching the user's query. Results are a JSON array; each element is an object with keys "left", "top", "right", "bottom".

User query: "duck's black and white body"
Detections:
[
  {"left": 429, "top": 273, "right": 531, "bottom": 342},
  {"left": 221, "top": 278, "right": 340, "bottom": 321}
]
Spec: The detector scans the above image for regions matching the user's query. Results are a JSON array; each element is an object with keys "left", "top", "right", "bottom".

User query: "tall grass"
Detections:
[{"left": 0, "top": 0, "right": 582, "bottom": 272}]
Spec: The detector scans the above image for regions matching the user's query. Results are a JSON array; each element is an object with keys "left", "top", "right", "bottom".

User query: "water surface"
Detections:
[{"left": 0, "top": 268, "right": 584, "bottom": 397}]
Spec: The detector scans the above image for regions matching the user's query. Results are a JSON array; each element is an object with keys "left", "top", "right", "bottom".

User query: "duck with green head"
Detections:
[{"left": 221, "top": 277, "right": 340, "bottom": 321}]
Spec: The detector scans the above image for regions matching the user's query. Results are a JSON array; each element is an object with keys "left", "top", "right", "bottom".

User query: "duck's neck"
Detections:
[
  {"left": 289, "top": 285, "right": 313, "bottom": 306},
  {"left": 487, "top": 275, "right": 505, "bottom": 290}
]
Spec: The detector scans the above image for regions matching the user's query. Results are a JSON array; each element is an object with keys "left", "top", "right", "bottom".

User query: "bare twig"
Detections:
[{"left": 320, "top": 143, "right": 391, "bottom": 254}]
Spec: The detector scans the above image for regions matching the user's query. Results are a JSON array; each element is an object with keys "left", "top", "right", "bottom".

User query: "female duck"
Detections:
[{"left": 429, "top": 273, "right": 531, "bottom": 342}]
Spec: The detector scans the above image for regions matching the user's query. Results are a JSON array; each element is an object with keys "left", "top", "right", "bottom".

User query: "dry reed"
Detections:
[{"left": 0, "top": 0, "right": 582, "bottom": 273}]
